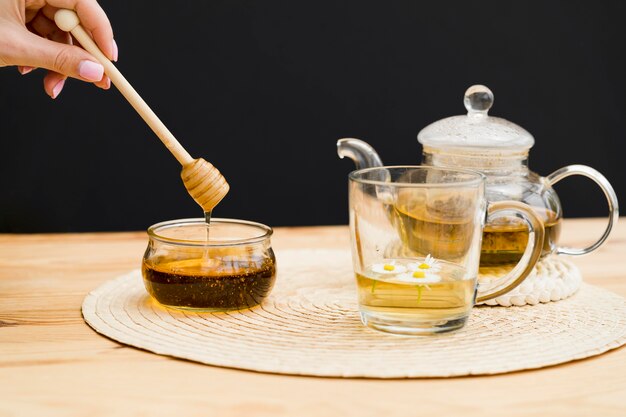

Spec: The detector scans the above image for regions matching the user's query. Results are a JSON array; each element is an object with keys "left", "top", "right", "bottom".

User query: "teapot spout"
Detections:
[{"left": 336, "top": 138, "right": 384, "bottom": 169}]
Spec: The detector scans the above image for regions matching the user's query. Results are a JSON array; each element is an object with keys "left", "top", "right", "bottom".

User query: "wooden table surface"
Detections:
[{"left": 1, "top": 218, "right": 625, "bottom": 416}]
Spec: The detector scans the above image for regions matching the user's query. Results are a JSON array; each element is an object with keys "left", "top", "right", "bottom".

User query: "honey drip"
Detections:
[{"left": 203, "top": 210, "right": 212, "bottom": 264}]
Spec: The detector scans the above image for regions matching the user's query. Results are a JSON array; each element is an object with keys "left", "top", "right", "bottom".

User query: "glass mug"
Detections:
[
  {"left": 349, "top": 166, "right": 545, "bottom": 334},
  {"left": 142, "top": 218, "right": 276, "bottom": 311}
]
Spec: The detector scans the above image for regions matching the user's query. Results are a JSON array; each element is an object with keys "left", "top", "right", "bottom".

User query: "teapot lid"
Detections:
[{"left": 418, "top": 85, "right": 534, "bottom": 155}]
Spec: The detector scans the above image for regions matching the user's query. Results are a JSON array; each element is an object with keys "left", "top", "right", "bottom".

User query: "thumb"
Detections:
[{"left": 19, "top": 31, "right": 104, "bottom": 82}]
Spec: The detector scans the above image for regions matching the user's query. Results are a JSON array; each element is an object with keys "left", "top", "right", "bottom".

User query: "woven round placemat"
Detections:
[{"left": 82, "top": 249, "right": 626, "bottom": 378}]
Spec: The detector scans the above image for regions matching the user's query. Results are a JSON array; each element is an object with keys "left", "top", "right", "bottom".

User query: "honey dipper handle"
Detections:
[{"left": 54, "top": 9, "right": 193, "bottom": 166}]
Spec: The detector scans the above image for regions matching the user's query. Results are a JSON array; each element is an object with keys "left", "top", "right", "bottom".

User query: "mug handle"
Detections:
[
  {"left": 476, "top": 201, "right": 546, "bottom": 303},
  {"left": 546, "top": 165, "right": 619, "bottom": 256}
]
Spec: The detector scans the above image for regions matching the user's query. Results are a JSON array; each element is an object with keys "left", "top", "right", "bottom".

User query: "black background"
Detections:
[{"left": 1, "top": 1, "right": 624, "bottom": 233}]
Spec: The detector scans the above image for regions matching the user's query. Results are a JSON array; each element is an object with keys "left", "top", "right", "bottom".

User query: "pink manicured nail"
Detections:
[
  {"left": 78, "top": 60, "right": 104, "bottom": 81},
  {"left": 51, "top": 79, "right": 65, "bottom": 99},
  {"left": 19, "top": 66, "right": 34, "bottom": 75},
  {"left": 112, "top": 39, "right": 119, "bottom": 62}
]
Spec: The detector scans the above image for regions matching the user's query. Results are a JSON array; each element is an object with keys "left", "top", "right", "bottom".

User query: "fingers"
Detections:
[
  {"left": 44, "top": 0, "right": 115, "bottom": 61},
  {"left": 111, "top": 38, "right": 118, "bottom": 62},
  {"left": 16, "top": 29, "right": 104, "bottom": 79},
  {"left": 75, "top": 0, "right": 114, "bottom": 61},
  {"left": 43, "top": 71, "right": 66, "bottom": 99},
  {"left": 28, "top": 10, "right": 111, "bottom": 97},
  {"left": 18, "top": 66, "right": 35, "bottom": 75},
  {"left": 30, "top": 10, "right": 72, "bottom": 44},
  {"left": 33, "top": 13, "right": 70, "bottom": 98},
  {"left": 4, "top": 0, "right": 116, "bottom": 99},
  {"left": 93, "top": 73, "right": 110, "bottom": 90}
]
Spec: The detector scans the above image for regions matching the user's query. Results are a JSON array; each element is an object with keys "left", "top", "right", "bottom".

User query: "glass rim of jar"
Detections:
[
  {"left": 349, "top": 165, "right": 486, "bottom": 188},
  {"left": 147, "top": 218, "right": 273, "bottom": 247}
]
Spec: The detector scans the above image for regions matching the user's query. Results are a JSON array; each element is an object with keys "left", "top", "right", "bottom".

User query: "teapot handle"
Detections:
[{"left": 546, "top": 165, "right": 619, "bottom": 256}]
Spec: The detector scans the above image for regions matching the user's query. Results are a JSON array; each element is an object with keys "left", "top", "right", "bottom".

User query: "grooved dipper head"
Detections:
[{"left": 181, "top": 158, "right": 229, "bottom": 212}]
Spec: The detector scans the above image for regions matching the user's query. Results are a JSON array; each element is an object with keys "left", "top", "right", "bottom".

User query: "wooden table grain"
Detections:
[{"left": 1, "top": 218, "right": 625, "bottom": 416}]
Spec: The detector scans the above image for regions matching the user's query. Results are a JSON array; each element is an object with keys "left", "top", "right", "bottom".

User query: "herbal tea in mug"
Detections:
[
  {"left": 356, "top": 256, "right": 475, "bottom": 323},
  {"left": 349, "top": 166, "right": 545, "bottom": 334}
]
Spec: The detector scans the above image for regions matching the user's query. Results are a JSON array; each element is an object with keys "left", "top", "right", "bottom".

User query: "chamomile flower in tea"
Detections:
[{"left": 356, "top": 255, "right": 475, "bottom": 325}]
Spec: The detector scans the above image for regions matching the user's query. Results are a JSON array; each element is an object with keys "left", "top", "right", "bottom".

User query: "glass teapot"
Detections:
[{"left": 337, "top": 85, "right": 618, "bottom": 267}]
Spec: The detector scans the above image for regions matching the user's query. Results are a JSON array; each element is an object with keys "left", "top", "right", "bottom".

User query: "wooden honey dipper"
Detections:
[{"left": 54, "top": 9, "right": 229, "bottom": 213}]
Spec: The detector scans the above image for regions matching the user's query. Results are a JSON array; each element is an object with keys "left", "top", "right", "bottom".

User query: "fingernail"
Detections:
[
  {"left": 78, "top": 60, "right": 104, "bottom": 81},
  {"left": 51, "top": 79, "right": 65, "bottom": 99},
  {"left": 105, "top": 77, "right": 111, "bottom": 89},
  {"left": 19, "top": 66, "right": 34, "bottom": 75},
  {"left": 112, "top": 39, "right": 118, "bottom": 62}
]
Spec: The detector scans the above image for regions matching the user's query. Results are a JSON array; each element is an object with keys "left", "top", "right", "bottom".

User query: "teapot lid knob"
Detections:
[{"left": 464, "top": 85, "right": 494, "bottom": 116}]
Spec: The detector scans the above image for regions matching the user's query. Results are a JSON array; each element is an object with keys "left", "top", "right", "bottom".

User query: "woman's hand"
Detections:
[{"left": 0, "top": 0, "right": 116, "bottom": 98}]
